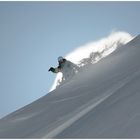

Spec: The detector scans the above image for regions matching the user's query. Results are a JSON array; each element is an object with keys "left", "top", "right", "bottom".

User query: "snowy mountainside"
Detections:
[
  {"left": 0, "top": 34, "right": 140, "bottom": 138},
  {"left": 50, "top": 31, "right": 133, "bottom": 91}
]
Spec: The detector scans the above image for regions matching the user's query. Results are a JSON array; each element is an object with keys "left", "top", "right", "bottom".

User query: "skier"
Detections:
[{"left": 48, "top": 56, "right": 79, "bottom": 81}]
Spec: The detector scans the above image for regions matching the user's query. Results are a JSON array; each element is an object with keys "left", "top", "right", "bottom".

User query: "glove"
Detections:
[{"left": 48, "top": 67, "right": 55, "bottom": 72}]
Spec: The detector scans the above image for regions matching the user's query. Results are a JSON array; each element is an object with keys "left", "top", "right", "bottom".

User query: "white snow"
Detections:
[
  {"left": 50, "top": 31, "right": 133, "bottom": 91},
  {"left": 0, "top": 33, "right": 140, "bottom": 138}
]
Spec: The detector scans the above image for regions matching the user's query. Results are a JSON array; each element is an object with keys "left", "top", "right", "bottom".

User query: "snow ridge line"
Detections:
[{"left": 43, "top": 69, "right": 140, "bottom": 138}]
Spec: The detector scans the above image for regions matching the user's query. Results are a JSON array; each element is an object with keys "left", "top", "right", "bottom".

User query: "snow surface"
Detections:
[
  {"left": 0, "top": 34, "right": 140, "bottom": 138},
  {"left": 50, "top": 31, "right": 133, "bottom": 91}
]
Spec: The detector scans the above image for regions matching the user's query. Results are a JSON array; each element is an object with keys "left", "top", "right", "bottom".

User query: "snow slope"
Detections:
[
  {"left": 50, "top": 31, "right": 133, "bottom": 91},
  {"left": 0, "top": 34, "right": 140, "bottom": 138}
]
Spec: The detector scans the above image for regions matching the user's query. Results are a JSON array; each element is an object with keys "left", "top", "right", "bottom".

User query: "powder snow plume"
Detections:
[{"left": 50, "top": 31, "right": 133, "bottom": 91}]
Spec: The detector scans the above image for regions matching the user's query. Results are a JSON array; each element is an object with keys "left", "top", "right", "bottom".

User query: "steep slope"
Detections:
[
  {"left": 50, "top": 31, "right": 133, "bottom": 91},
  {"left": 0, "top": 35, "right": 140, "bottom": 138}
]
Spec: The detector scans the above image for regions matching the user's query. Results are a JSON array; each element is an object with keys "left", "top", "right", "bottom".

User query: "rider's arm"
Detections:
[{"left": 48, "top": 66, "right": 61, "bottom": 73}]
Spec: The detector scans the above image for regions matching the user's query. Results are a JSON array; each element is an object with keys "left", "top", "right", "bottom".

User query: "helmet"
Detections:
[{"left": 58, "top": 56, "right": 64, "bottom": 62}]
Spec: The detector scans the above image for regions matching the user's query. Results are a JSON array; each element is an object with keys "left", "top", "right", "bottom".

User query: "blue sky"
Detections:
[{"left": 0, "top": 1, "right": 140, "bottom": 118}]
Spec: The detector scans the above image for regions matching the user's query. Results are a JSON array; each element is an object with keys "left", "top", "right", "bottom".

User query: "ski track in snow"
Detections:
[
  {"left": 50, "top": 94, "right": 86, "bottom": 103},
  {"left": 11, "top": 112, "right": 38, "bottom": 122}
]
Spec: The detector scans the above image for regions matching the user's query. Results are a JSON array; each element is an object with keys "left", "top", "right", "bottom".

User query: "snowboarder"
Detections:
[{"left": 48, "top": 56, "right": 79, "bottom": 80}]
